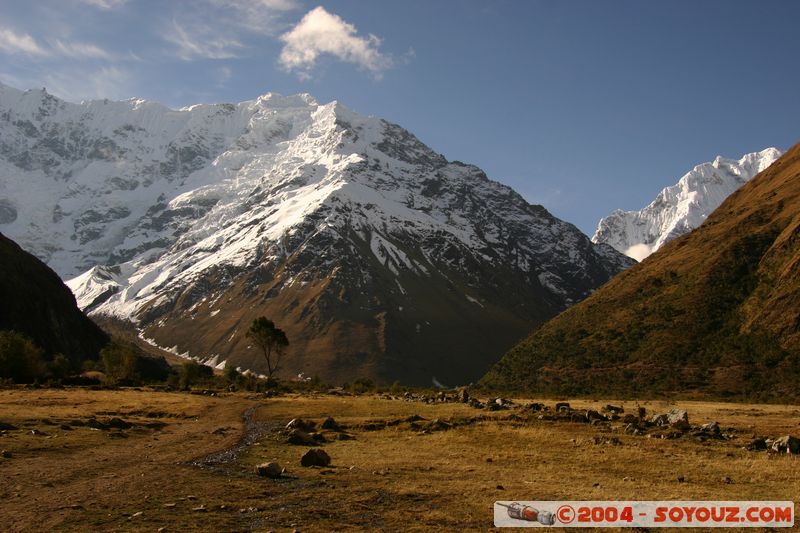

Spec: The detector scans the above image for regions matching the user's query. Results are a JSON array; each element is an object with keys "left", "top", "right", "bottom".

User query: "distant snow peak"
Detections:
[{"left": 593, "top": 147, "right": 782, "bottom": 260}]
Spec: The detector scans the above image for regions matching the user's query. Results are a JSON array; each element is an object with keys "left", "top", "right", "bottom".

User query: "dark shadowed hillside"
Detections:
[
  {"left": 0, "top": 232, "right": 108, "bottom": 364},
  {"left": 482, "top": 143, "right": 800, "bottom": 401}
]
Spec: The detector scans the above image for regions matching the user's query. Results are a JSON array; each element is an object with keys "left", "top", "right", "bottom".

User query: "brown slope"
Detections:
[
  {"left": 139, "top": 227, "right": 551, "bottom": 387},
  {"left": 481, "top": 143, "right": 800, "bottom": 400},
  {"left": 0, "top": 232, "right": 108, "bottom": 363}
]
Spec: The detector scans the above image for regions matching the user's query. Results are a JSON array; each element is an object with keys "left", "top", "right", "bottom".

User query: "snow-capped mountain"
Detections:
[
  {"left": 592, "top": 148, "right": 782, "bottom": 261},
  {"left": 0, "top": 83, "right": 633, "bottom": 384}
]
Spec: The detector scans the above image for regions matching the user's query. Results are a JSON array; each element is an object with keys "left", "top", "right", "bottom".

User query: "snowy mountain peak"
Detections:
[
  {"left": 592, "top": 147, "right": 783, "bottom": 261},
  {"left": 1, "top": 83, "right": 633, "bottom": 383}
]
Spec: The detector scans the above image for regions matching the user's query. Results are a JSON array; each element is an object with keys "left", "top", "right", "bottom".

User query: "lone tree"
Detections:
[{"left": 246, "top": 317, "right": 289, "bottom": 378}]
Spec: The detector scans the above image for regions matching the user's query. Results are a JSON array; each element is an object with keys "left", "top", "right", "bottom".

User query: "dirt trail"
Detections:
[{"left": 0, "top": 393, "right": 259, "bottom": 532}]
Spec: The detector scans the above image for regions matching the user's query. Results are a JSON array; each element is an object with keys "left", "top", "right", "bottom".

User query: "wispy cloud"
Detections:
[
  {"left": 0, "top": 27, "right": 49, "bottom": 56},
  {"left": 163, "top": 20, "right": 244, "bottom": 60},
  {"left": 51, "top": 39, "right": 113, "bottom": 59},
  {"left": 1, "top": 65, "right": 132, "bottom": 102},
  {"left": 77, "top": 0, "right": 128, "bottom": 9},
  {"left": 279, "top": 7, "right": 392, "bottom": 79},
  {"left": 209, "top": 0, "right": 300, "bottom": 34}
]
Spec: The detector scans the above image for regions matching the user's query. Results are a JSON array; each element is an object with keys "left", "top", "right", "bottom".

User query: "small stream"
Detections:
[{"left": 188, "top": 405, "right": 276, "bottom": 473}]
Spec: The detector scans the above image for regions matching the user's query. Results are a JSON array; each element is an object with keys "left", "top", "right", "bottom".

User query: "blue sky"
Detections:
[{"left": 1, "top": 0, "right": 798, "bottom": 236}]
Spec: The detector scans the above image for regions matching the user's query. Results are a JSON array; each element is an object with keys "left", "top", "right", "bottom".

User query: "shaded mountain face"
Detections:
[
  {"left": 483, "top": 144, "right": 800, "bottom": 401},
  {"left": 0, "top": 232, "right": 108, "bottom": 364},
  {"left": 593, "top": 148, "right": 782, "bottom": 261},
  {"left": 0, "top": 83, "right": 633, "bottom": 385}
]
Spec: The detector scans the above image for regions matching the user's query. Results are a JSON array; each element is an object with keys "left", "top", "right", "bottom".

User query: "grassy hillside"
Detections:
[{"left": 481, "top": 143, "right": 800, "bottom": 401}]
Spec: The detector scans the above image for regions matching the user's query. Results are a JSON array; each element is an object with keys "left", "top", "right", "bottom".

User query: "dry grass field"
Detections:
[{"left": 1, "top": 388, "right": 798, "bottom": 532}]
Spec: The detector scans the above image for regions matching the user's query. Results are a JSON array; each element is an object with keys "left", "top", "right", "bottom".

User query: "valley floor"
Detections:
[{"left": 0, "top": 388, "right": 798, "bottom": 531}]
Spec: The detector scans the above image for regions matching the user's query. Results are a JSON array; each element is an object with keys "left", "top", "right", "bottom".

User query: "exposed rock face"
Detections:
[
  {"left": 0, "top": 83, "right": 632, "bottom": 384},
  {"left": 0, "top": 232, "right": 108, "bottom": 364}
]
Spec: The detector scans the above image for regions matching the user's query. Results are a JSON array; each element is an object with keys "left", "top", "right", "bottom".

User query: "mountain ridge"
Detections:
[
  {"left": 0, "top": 84, "right": 633, "bottom": 384},
  {"left": 592, "top": 148, "right": 782, "bottom": 261},
  {"left": 0, "top": 231, "right": 108, "bottom": 365}
]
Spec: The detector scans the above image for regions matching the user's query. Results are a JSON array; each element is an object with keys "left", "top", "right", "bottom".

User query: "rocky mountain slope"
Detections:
[
  {"left": 0, "top": 83, "right": 633, "bottom": 384},
  {"left": 0, "top": 232, "right": 108, "bottom": 364},
  {"left": 482, "top": 144, "right": 800, "bottom": 400},
  {"left": 593, "top": 148, "right": 782, "bottom": 260}
]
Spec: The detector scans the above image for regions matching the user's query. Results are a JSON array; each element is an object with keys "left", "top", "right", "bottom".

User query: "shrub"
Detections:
[
  {"left": 179, "top": 361, "right": 214, "bottom": 390},
  {"left": 50, "top": 354, "right": 72, "bottom": 380},
  {"left": 101, "top": 341, "right": 171, "bottom": 385},
  {"left": 347, "top": 378, "right": 375, "bottom": 394},
  {"left": 0, "top": 330, "right": 44, "bottom": 383},
  {"left": 101, "top": 343, "right": 140, "bottom": 384}
]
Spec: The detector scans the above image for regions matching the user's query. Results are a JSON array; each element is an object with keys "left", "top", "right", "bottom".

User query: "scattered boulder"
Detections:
[
  {"left": 570, "top": 412, "right": 588, "bottom": 423},
  {"left": 650, "top": 409, "right": 688, "bottom": 427},
  {"left": 671, "top": 419, "right": 691, "bottom": 431},
  {"left": 700, "top": 421, "right": 721, "bottom": 435},
  {"left": 525, "top": 402, "right": 545, "bottom": 412},
  {"left": 255, "top": 462, "right": 283, "bottom": 478},
  {"left": 745, "top": 437, "right": 768, "bottom": 451},
  {"left": 86, "top": 418, "right": 109, "bottom": 430},
  {"left": 405, "top": 414, "right": 425, "bottom": 423},
  {"left": 320, "top": 417, "right": 339, "bottom": 430},
  {"left": 602, "top": 404, "right": 624, "bottom": 415},
  {"left": 286, "top": 418, "right": 315, "bottom": 432},
  {"left": 287, "top": 429, "right": 318, "bottom": 446},
  {"left": 648, "top": 431, "right": 683, "bottom": 440},
  {"left": 1, "top": 450, "right": 11, "bottom": 458},
  {"left": 106, "top": 417, "right": 132, "bottom": 430},
  {"left": 555, "top": 402, "right": 571, "bottom": 413},
  {"left": 486, "top": 398, "right": 511, "bottom": 411},
  {"left": 637, "top": 407, "right": 646, "bottom": 419},
  {"left": 310, "top": 432, "right": 327, "bottom": 443},
  {"left": 649, "top": 414, "right": 669, "bottom": 426},
  {"left": 621, "top": 414, "right": 639, "bottom": 424},
  {"left": 589, "top": 436, "right": 621, "bottom": 446},
  {"left": 624, "top": 423, "right": 642, "bottom": 435},
  {"left": 770, "top": 435, "right": 800, "bottom": 454},
  {"left": 337, "top": 432, "right": 355, "bottom": 441},
  {"left": 470, "top": 400, "right": 485, "bottom": 409},
  {"left": 457, "top": 388, "right": 470, "bottom": 403},
  {"left": 424, "top": 418, "right": 452, "bottom": 432},
  {"left": 586, "top": 410, "right": 606, "bottom": 422},
  {"left": 0, "top": 422, "right": 19, "bottom": 431},
  {"left": 666, "top": 409, "right": 689, "bottom": 425},
  {"left": 300, "top": 448, "right": 331, "bottom": 467}
]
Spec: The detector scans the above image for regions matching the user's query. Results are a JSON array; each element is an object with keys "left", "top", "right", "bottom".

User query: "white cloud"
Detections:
[
  {"left": 279, "top": 6, "right": 392, "bottom": 79},
  {"left": 214, "top": 65, "right": 233, "bottom": 87},
  {"left": 78, "top": 0, "right": 128, "bottom": 9},
  {"left": 164, "top": 20, "right": 244, "bottom": 60},
  {"left": 52, "top": 39, "right": 112, "bottom": 59},
  {"left": 0, "top": 27, "right": 49, "bottom": 56}
]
